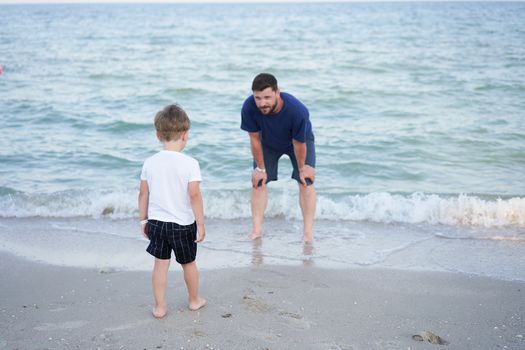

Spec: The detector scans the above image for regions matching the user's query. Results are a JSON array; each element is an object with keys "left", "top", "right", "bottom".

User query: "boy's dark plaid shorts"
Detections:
[{"left": 146, "top": 219, "right": 197, "bottom": 264}]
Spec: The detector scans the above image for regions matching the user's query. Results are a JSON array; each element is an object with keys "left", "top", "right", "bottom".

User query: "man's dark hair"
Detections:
[{"left": 252, "top": 73, "right": 278, "bottom": 92}]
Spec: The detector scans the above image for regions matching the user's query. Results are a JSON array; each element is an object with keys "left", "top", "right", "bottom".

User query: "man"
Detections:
[{"left": 241, "top": 73, "right": 316, "bottom": 243}]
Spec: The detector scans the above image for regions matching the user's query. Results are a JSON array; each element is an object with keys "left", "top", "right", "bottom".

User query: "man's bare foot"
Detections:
[
  {"left": 189, "top": 297, "right": 207, "bottom": 311},
  {"left": 249, "top": 231, "right": 262, "bottom": 240},
  {"left": 152, "top": 304, "right": 167, "bottom": 318},
  {"left": 303, "top": 232, "right": 314, "bottom": 244},
  {"left": 303, "top": 241, "right": 314, "bottom": 254}
]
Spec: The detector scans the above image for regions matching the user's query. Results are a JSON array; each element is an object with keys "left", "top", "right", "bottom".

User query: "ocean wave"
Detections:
[
  {"left": 87, "top": 72, "right": 135, "bottom": 80},
  {"left": 317, "top": 192, "right": 525, "bottom": 228},
  {"left": 0, "top": 187, "right": 18, "bottom": 196},
  {"left": 0, "top": 190, "right": 523, "bottom": 228},
  {"left": 97, "top": 120, "right": 150, "bottom": 133},
  {"left": 0, "top": 190, "right": 137, "bottom": 219},
  {"left": 434, "top": 233, "right": 525, "bottom": 242}
]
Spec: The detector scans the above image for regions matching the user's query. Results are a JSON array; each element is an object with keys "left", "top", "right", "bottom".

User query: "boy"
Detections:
[{"left": 138, "top": 104, "right": 206, "bottom": 319}]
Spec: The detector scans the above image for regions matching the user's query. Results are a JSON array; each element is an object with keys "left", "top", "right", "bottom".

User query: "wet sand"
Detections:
[{"left": 1, "top": 252, "right": 524, "bottom": 350}]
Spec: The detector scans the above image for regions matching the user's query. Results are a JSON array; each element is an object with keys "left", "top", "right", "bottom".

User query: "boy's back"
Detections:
[{"left": 141, "top": 150, "right": 201, "bottom": 225}]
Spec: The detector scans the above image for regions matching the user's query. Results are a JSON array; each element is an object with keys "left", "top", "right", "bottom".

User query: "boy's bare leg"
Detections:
[
  {"left": 250, "top": 185, "right": 267, "bottom": 239},
  {"left": 299, "top": 184, "right": 316, "bottom": 243},
  {"left": 152, "top": 258, "right": 170, "bottom": 318},
  {"left": 182, "top": 261, "right": 206, "bottom": 311}
]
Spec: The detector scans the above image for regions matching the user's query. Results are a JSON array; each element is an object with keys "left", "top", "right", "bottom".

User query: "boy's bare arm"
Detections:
[
  {"left": 138, "top": 180, "right": 149, "bottom": 238},
  {"left": 188, "top": 181, "right": 205, "bottom": 243}
]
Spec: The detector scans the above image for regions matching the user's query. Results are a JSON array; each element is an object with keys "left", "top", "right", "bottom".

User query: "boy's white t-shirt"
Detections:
[{"left": 140, "top": 150, "right": 202, "bottom": 225}]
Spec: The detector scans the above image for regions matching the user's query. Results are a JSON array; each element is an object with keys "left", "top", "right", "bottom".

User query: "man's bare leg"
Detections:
[
  {"left": 250, "top": 185, "right": 268, "bottom": 239},
  {"left": 299, "top": 184, "right": 316, "bottom": 243}
]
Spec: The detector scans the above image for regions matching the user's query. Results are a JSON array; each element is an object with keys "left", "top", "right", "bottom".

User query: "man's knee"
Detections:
[{"left": 299, "top": 183, "right": 316, "bottom": 193}]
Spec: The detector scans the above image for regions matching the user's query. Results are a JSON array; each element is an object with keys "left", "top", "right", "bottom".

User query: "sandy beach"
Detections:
[
  {"left": 1, "top": 252, "right": 524, "bottom": 350},
  {"left": 2, "top": 2, "right": 525, "bottom": 350}
]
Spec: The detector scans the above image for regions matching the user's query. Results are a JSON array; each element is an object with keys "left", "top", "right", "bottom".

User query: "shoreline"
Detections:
[
  {"left": 1, "top": 252, "right": 524, "bottom": 350},
  {"left": 2, "top": 216, "right": 524, "bottom": 283}
]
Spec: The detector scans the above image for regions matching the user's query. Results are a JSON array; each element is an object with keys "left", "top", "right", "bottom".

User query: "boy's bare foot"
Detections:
[
  {"left": 152, "top": 304, "right": 167, "bottom": 318},
  {"left": 189, "top": 297, "right": 207, "bottom": 311},
  {"left": 249, "top": 231, "right": 262, "bottom": 240}
]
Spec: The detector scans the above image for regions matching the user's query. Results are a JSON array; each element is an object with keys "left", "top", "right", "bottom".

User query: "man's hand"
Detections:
[
  {"left": 195, "top": 224, "right": 206, "bottom": 243},
  {"left": 299, "top": 165, "right": 316, "bottom": 186},
  {"left": 252, "top": 168, "right": 267, "bottom": 188}
]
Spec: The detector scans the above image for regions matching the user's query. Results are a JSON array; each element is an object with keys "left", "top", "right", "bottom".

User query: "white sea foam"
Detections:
[
  {"left": 315, "top": 192, "right": 525, "bottom": 228},
  {"left": 1, "top": 190, "right": 523, "bottom": 228}
]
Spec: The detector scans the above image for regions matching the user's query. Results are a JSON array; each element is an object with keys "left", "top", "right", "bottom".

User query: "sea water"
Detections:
[{"left": 0, "top": 2, "right": 524, "bottom": 280}]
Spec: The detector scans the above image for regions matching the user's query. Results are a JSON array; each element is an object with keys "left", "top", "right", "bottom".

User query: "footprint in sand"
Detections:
[
  {"left": 412, "top": 330, "right": 449, "bottom": 345},
  {"left": 278, "top": 311, "right": 302, "bottom": 319},
  {"left": 242, "top": 289, "right": 272, "bottom": 313},
  {"left": 278, "top": 311, "right": 313, "bottom": 329},
  {"left": 103, "top": 319, "right": 153, "bottom": 332},
  {"left": 316, "top": 344, "right": 354, "bottom": 350},
  {"left": 34, "top": 320, "right": 89, "bottom": 331}
]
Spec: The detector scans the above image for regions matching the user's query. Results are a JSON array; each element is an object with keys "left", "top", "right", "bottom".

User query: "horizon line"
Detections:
[{"left": 1, "top": 0, "right": 522, "bottom": 4}]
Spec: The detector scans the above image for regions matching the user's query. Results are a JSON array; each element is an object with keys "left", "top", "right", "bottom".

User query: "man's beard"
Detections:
[{"left": 259, "top": 99, "right": 279, "bottom": 115}]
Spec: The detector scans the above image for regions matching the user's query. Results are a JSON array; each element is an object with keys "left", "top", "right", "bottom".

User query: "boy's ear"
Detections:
[
  {"left": 182, "top": 130, "right": 189, "bottom": 141},
  {"left": 156, "top": 131, "right": 162, "bottom": 141}
]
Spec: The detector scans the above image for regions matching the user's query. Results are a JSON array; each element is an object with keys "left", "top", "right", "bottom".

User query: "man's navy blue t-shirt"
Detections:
[{"left": 240, "top": 92, "right": 312, "bottom": 153}]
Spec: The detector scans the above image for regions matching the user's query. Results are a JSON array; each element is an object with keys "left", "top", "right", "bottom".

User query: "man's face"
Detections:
[{"left": 253, "top": 87, "right": 279, "bottom": 115}]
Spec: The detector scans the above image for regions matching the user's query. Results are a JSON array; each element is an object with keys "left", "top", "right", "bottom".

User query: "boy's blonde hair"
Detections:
[{"left": 154, "top": 104, "right": 191, "bottom": 141}]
